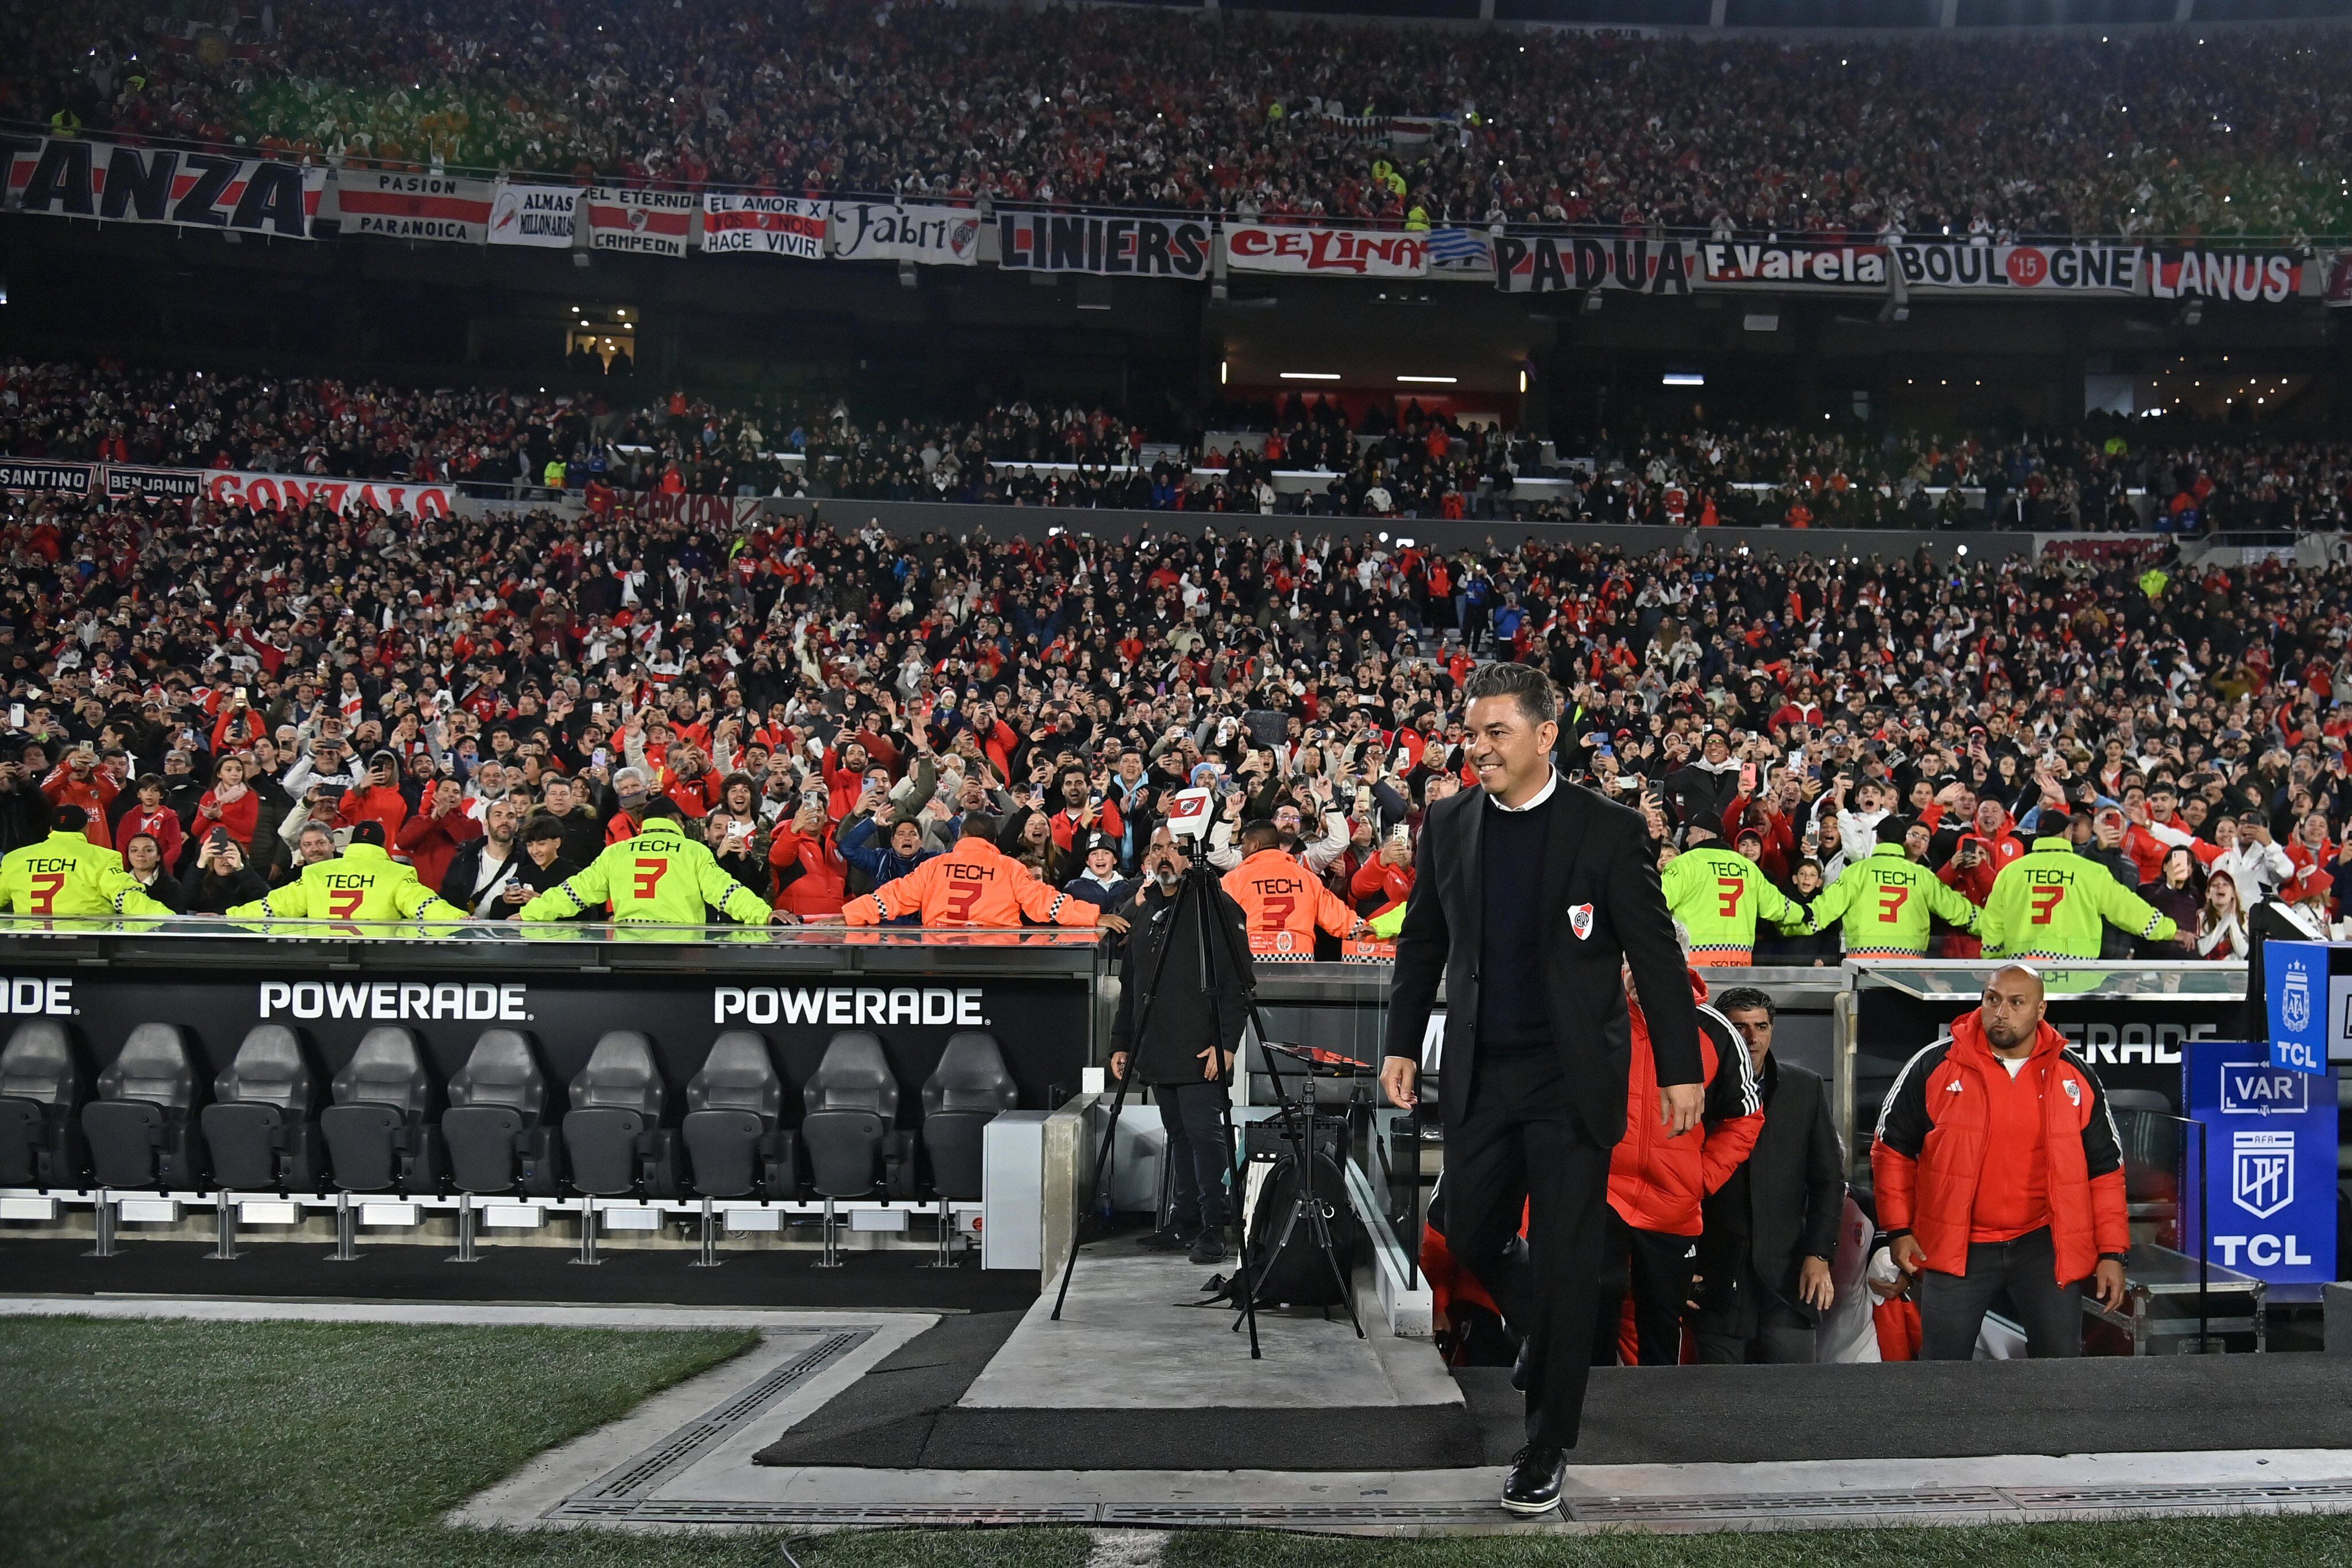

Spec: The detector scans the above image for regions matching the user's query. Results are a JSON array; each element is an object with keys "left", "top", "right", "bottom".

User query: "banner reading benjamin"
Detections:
[
  {"left": 829, "top": 202, "right": 982, "bottom": 265},
  {"left": 587, "top": 187, "right": 696, "bottom": 257},
  {"left": 488, "top": 181, "right": 579, "bottom": 247},
  {"left": 997, "top": 212, "right": 1210, "bottom": 277},
  {"left": 334, "top": 171, "right": 493, "bottom": 243},
  {"left": 703, "top": 193, "right": 826, "bottom": 259},
  {"left": 0, "top": 134, "right": 323, "bottom": 239}
]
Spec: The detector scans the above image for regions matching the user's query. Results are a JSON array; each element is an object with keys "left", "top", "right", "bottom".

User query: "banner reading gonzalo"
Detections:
[{"left": 997, "top": 212, "right": 1210, "bottom": 277}]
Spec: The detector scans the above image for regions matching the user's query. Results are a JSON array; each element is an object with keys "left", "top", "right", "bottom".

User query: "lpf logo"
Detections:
[{"left": 2231, "top": 1129, "right": 2295, "bottom": 1220}]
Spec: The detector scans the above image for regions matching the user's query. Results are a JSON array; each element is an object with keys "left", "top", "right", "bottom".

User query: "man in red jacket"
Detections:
[
  {"left": 1599, "top": 965, "right": 1763, "bottom": 1365},
  {"left": 1872, "top": 964, "right": 2130, "bottom": 1359}
]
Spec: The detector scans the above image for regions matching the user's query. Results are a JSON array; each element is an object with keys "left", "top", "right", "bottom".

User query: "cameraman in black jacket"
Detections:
[{"left": 1108, "top": 824, "right": 1255, "bottom": 1269}]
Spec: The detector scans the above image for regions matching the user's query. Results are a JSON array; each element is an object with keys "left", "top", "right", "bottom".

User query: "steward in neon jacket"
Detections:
[
  {"left": 1658, "top": 822, "right": 1812, "bottom": 965},
  {"left": 0, "top": 819, "right": 173, "bottom": 918},
  {"left": 1806, "top": 822, "right": 1984, "bottom": 959},
  {"left": 1979, "top": 808, "right": 2175, "bottom": 962},
  {"left": 1606, "top": 965, "right": 1763, "bottom": 1237},
  {"left": 519, "top": 801, "right": 784, "bottom": 926},
  {"left": 226, "top": 823, "right": 469, "bottom": 930},
  {"left": 842, "top": 816, "right": 1123, "bottom": 931},
  {"left": 1870, "top": 995, "right": 2129, "bottom": 1288}
]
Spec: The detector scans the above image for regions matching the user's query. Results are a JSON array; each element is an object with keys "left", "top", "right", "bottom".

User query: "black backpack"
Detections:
[{"left": 1209, "top": 1144, "right": 1362, "bottom": 1311}]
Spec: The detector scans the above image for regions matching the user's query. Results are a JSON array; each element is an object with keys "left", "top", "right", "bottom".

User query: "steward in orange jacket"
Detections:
[
  {"left": 1221, "top": 820, "right": 1364, "bottom": 961},
  {"left": 843, "top": 818, "right": 1117, "bottom": 932}
]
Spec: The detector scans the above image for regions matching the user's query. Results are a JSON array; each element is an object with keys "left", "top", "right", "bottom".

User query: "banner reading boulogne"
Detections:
[
  {"left": 334, "top": 170, "right": 493, "bottom": 243},
  {"left": 488, "top": 180, "right": 579, "bottom": 247},
  {"left": 1226, "top": 224, "right": 1428, "bottom": 277},
  {"left": 829, "top": 201, "right": 982, "bottom": 265},
  {"left": 0, "top": 134, "right": 323, "bottom": 239},
  {"left": 587, "top": 187, "right": 695, "bottom": 257},
  {"left": 203, "top": 468, "right": 457, "bottom": 517},
  {"left": 997, "top": 212, "right": 1210, "bottom": 276},
  {"left": 703, "top": 193, "right": 826, "bottom": 259}
]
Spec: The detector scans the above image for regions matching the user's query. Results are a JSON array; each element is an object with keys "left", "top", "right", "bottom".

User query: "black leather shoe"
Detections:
[
  {"left": 1501, "top": 1445, "right": 1568, "bottom": 1516},
  {"left": 1188, "top": 1231, "right": 1228, "bottom": 1266},
  {"left": 1137, "top": 1226, "right": 1195, "bottom": 1252}
]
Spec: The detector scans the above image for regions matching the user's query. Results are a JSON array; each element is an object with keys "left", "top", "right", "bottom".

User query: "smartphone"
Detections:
[
  {"left": 7, "top": 705, "right": 22, "bottom": 729},
  {"left": 237, "top": 687, "right": 250, "bottom": 706},
  {"left": 593, "top": 748, "right": 609, "bottom": 768},
  {"left": 591, "top": 702, "right": 603, "bottom": 717}
]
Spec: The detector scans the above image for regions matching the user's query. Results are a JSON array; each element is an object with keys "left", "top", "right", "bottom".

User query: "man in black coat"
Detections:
[
  {"left": 1109, "top": 825, "right": 1254, "bottom": 1269},
  {"left": 1382, "top": 663, "right": 1703, "bottom": 1516},
  {"left": 1693, "top": 986, "right": 1846, "bottom": 1365}
]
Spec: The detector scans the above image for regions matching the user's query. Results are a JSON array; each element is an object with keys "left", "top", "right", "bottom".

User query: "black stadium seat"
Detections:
[
  {"left": 199, "top": 1026, "right": 326, "bottom": 1191},
  {"left": 320, "top": 1027, "right": 443, "bottom": 1193},
  {"left": 801, "top": 1031, "right": 912, "bottom": 1199},
  {"left": 0, "top": 1020, "right": 88, "bottom": 1190},
  {"left": 562, "top": 1032, "right": 679, "bottom": 1198},
  {"left": 81, "top": 1024, "right": 207, "bottom": 1190},
  {"left": 443, "top": 1029, "right": 559, "bottom": 1196},
  {"left": 683, "top": 1031, "right": 796, "bottom": 1199},
  {"left": 920, "top": 1031, "right": 1016, "bottom": 1201}
]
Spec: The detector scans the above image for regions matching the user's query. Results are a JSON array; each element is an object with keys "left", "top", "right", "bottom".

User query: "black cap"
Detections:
[{"left": 349, "top": 820, "right": 387, "bottom": 847}]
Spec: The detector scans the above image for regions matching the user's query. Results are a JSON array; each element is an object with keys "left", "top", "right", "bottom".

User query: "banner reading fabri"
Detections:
[
  {"left": 829, "top": 201, "right": 982, "bottom": 265},
  {"left": 703, "top": 193, "right": 826, "bottom": 259},
  {"left": 334, "top": 171, "right": 494, "bottom": 243},
  {"left": 0, "top": 134, "right": 323, "bottom": 239},
  {"left": 587, "top": 187, "right": 696, "bottom": 257},
  {"left": 997, "top": 212, "right": 1210, "bottom": 277},
  {"left": 1226, "top": 224, "right": 1428, "bottom": 277}
]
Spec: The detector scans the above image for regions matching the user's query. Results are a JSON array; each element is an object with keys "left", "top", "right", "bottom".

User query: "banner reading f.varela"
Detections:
[
  {"left": 997, "top": 211, "right": 1210, "bottom": 277},
  {"left": 829, "top": 201, "right": 982, "bottom": 265},
  {"left": 0, "top": 134, "right": 323, "bottom": 239},
  {"left": 488, "top": 181, "right": 579, "bottom": 247},
  {"left": 587, "top": 187, "right": 695, "bottom": 257},
  {"left": 703, "top": 193, "right": 825, "bottom": 259},
  {"left": 334, "top": 170, "right": 493, "bottom": 243}
]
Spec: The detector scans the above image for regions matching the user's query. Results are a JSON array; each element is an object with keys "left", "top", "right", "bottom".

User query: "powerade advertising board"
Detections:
[{"left": 2181, "top": 1040, "right": 2337, "bottom": 1288}]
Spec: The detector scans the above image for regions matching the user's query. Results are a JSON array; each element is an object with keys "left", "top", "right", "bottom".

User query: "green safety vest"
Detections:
[
  {"left": 1659, "top": 846, "right": 1809, "bottom": 959},
  {"left": 520, "top": 824, "right": 771, "bottom": 925},
  {"left": 1806, "top": 842, "right": 1981, "bottom": 958},
  {"left": 1980, "top": 837, "right": 2175, "bottom": 961},
  {"left": 0, "top": 831, "right": 171, "bottom": 917},
  {"left": 228, "top": 843, "right": 468, "bottom": 930}
]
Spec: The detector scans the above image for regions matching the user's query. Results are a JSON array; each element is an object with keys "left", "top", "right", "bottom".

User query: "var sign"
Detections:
[{"left": 2184, "top": 1040, "right": 2336, "bottom": 1286}]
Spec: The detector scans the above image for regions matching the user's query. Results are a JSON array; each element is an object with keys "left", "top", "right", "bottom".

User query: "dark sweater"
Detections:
[{"left": 1477, "top": 792, "right": 1553, "bottom": 1055}]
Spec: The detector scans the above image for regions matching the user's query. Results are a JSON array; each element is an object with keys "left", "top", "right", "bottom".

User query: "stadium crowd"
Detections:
[
  {"left": 10, "top": 358, "right": 2352, "bottom": 531},
  {"left": 0, "top": 433, "right": 2346, "bottom": 966},
  {"left": 9, "top": 0, "right": 2352, "bottom": 239}
]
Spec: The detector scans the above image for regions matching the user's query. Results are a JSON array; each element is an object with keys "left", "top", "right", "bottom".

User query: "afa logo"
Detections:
[{"left": 2280, "top": 959, "right": 2312, "bottom": 1033}]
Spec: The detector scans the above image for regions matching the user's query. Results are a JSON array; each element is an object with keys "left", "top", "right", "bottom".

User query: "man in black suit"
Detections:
[
  {"left": 1381, "top": 662, "right": 1703, "bottom": 1516},
  {"left": 1693, "top": 986, "right": 1845, "bottom": 1365}
]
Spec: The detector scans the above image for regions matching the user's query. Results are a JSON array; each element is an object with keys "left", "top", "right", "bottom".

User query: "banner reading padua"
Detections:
[
  {"left": 828, "top": 202, "right": 982, "bottom": 265},
  {"left": 703, "top": 193, "right": 826, "bottom": 258},
  {"left": 997, "top": 212, "right": 1210, "bottom": 277},
  {"left": 0, "top": 134, "right": 323, "bottom": 239},
  {"left": 587, "top": 187, "right": 696, "bottom": 257},
  {"left": 1495, "top": 234, "right": 1693, "bottom": 295},
  {"left": 203, "top": 468, "right": 456, "bottom": 518},
  {"left": 1226, "top": 224, "right": 1428, "bottom": 278},
  {"left": 333, "top": 170, "right": 494, "bottom": 243},
  {"left": 488, "top": 180, "right": 579, "bottom": 247}
]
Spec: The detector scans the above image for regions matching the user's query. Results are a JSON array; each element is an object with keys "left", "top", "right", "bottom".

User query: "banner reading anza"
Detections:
[
  {"left": 998, "top": 212, "right": 1209, "bottom": 277},
  {"left": 0, "top": 134, "right": 323, "bottom": 239},
  {"left": 703, "top": 193, "right": 825, "bottom": 259}
]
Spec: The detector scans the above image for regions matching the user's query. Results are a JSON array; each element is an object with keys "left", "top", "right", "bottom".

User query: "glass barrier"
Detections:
[
  {"left": 0, "top": 916, "right": 1107, "bottom": 948},
  {"left": 2095, "top": 1107, "right": 2266, "bottom": 1354}
]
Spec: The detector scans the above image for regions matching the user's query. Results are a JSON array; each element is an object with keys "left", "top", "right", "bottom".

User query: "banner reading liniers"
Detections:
[
  {"left": 1226, "top": 223, "right": 1429, "bottom": 277},
  {"left": 703, "top": 193, "right": 826, "bottom": 259},
  {"left": 829, "top": 201, "right": 982, "bottom": 265},
  {"left": 204, "top": 469, "right": 456, "bottom": 517},
  {"left": 0, "top": 134, "right": 323, "bottom": 239},
  {"left": 997, "top": 211, "right": 1211, "bottom": 277},
  {"left": 333, "top": 170, "right": 494, "bottom": 243},
  {"left": 2147, "top": 249, "right": 2304, "bottom": 304},
  {"left": 587, "top": 186, "right": 697, "bottom": 257}
]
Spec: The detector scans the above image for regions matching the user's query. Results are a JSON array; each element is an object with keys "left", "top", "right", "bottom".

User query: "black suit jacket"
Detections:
[
  {"left": 1384, "top": 775, "right": 1702, "bottom": 1145},
  {"left": 1696, "top": 1056, "right": 1845, "bottom": 1322}
]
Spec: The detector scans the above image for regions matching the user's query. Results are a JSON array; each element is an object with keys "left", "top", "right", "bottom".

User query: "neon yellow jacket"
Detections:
[
  {"left": 1660, "top": 846, "right": 1810, "bottom": 959},
  {"left": 1980, "top": 836, "right": 2176, "bottom": 961},
  {"left": 228, "top": 842, "right": 469, "bottom": 929},
  {"left": 519, "top": 823, "right": 772, "bottom": 925},
  {"left": 1807, "top": 842, "right": 1982, "bottom": 958},
  {"left": 0, "top": 830, "right": 172, "bottom": 917}
]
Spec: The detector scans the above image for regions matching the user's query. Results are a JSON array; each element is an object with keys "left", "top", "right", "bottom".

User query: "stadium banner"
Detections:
[
  {"left": 2327, "top": 251, "right": 2352, "bottom": 308},
  {"left": 332, "top": 170, "right": 494, "bottom": 244},
  {"left": 0, "top": 134, "right": 324, "bottom": 239},
  {"left": 2145, "top": 248, "right": 2303, "bottom": 304},
  {"left": 1690, "top": 241, "right": 2142, "bottom": 294},
  {"left": 997, "top": 211, "right": 1212, "bottom": 277},
  {"left": 104, "top": 465, "right": 204, "bottom": 501},
  {"left": 703, "top": 193, "right": 826, "bottom": 259},
  {"left": 587, "top": 186, "right": 696, "bottom": 257},
  {"left": 487, "top": 180, "right": 580, "bottom": 247},
  {"left": 0, "top": 460, "right": 95, "bottom": 495},
  {"left": 1426, "top": 227, "right": 1495, "bottom": 277},
  {"left": 829, "top": 200, "right": 983, "bottom": 265},
  {"left": 615, "top": 489, "right": 763, "bottom": 527},
  {"left": 1226, "top": 223, "right": 1428, "bottom": 278},
  {"left": 1495, "top": 234, "right": 1696, "bottom": 295},
  {"left": 202, "top": 468, "right": 457, "bottom": 518}
]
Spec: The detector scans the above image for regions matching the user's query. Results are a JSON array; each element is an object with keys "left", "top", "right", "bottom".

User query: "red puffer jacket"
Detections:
[
  {"left": 1870, "top": 1009, "right": 2128, "bottom": 1285},
  {"left": 1606, "top": 969, "right": 1765, "bottom": 1237}
]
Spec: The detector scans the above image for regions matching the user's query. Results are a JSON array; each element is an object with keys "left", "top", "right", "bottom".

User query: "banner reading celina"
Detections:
[
  {"left": 203, "top": 468, "right": 457, "bottom": 517},
  {"left": 587, "top": 186, "right": 696, "bottom": 257},
  {"left": 488, "top": 180, "right": 580, "bottom": 247},
  {"left": 829, "top": 200, "right": 982, "bottom": 265},
  {"left": 334, "top": 170, "right": 494, "bottom": 243},
  {"left": 998, "top": 211, "right": 1210, "bottom": 276},
  {"left": 704, "top": 193, "right": 826, "bottom": 258},
  {"left": 1227, "top": 223, "right": 1429, "bottom": 277},
  {"left": 0, "top": 133, "right": 323, "bottom": 239},
  {"left": 2147, "top": 249, "right": 2304, "bottom": 304}
]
